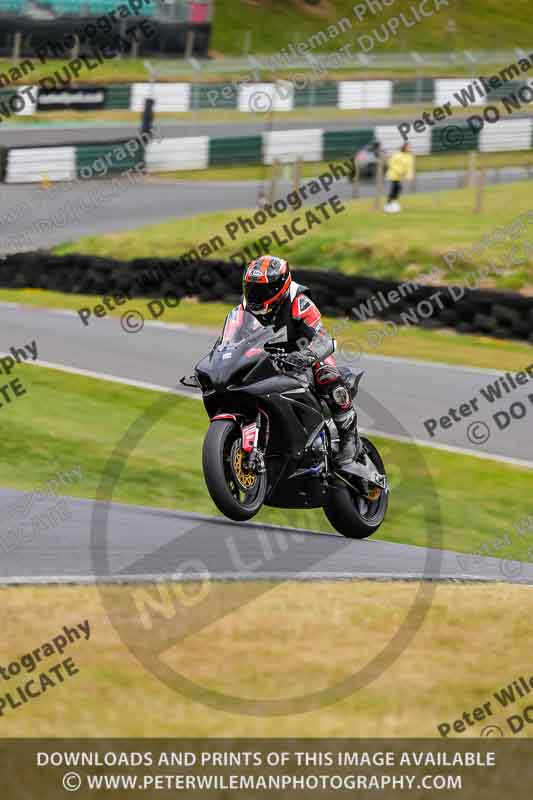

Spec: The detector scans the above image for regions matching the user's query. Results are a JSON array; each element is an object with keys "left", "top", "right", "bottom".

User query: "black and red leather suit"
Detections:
[{"left": 228, "top": 281, "right": 358, "bottom": 463}]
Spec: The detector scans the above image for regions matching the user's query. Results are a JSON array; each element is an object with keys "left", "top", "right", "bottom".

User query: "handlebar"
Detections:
[{"left": 268, "top": 351, "right": 311, "bottom": 378}]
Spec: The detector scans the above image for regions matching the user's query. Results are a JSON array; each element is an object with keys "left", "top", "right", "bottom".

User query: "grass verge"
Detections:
[
  {"left": 211, "top": 0, "right": 530, "bottom": 56},
  {"left": 2, "top": 290, "right": 533, "bottom": 371},
  {"left": 55, "top": 182, "right": 533, "bottom": 290},
  {"left": 0, "top": 56, "right": 526, "bottom": 87},
  {"left": 1, "top": 580, "right": 532, "bottom": 740},
  {"left": 3, "top": 363, "right": 533, "bottom": 560}
]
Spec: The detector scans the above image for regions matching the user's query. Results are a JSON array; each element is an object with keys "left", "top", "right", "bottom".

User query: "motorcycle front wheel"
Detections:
[
  {"left": 202, "top": 420, "right": 268, "bottom": 522},
  {"left": 323, "top": 437, "right": 388, "bottom": 539}
]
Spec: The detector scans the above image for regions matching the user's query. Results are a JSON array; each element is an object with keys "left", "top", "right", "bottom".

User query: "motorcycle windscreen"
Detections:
[{"left": 221, "top": 307, "right": 266, "bottom": 345}]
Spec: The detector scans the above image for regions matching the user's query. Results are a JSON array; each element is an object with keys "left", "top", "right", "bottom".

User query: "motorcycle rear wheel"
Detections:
[
  {"left": 202, "top": 420, "right": 267, "bottom": 522},
  {"left": 323, "top": 437, "right": 388, "bottom": 539}
]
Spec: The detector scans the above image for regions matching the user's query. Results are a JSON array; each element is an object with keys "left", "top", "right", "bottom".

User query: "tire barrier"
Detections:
[
  {"left": 4, "top": 136, "right": 146, "bottom": 183},
  {"left": 1, "top": 252, "right": 532, "bottom": 343},
  {"left": 2, "top": 119, "right": 533, "bottom": 182}
]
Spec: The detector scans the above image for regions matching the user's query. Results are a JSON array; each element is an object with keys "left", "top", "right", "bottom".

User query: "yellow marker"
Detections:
[{"left": 42, "top": 175, "right": 51, "bottom": 190}]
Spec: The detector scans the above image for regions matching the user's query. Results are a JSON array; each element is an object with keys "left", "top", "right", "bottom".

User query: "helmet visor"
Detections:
[{"left": 244, "top": 281, "right": 282, "bottom": 307}]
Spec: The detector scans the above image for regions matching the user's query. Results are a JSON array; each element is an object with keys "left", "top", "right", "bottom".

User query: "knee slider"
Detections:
[{"left": 332, "top": 385, "right": 351, "bottom": 409}]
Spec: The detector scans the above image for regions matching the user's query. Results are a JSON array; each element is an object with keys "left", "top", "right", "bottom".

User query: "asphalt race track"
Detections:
[
  {"left": 3, "top": 304, "right": 533, "bottom": 463},
  {"left": 0, "top": 167, "right": 529, "bottom": 253},
  {"left": 1, "top": 306, "right": 531, "bottom": 585},
  {"left": 1, "top": 490, "right": 532, "bottom": 586},
  {"left": 3, "top": 111, "right": 533, "bottom": 146}
]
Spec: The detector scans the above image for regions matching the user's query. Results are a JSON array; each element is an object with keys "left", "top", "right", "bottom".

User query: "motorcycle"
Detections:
[{"left": 181, "top": 311, "right": 389, "bottom": 539}]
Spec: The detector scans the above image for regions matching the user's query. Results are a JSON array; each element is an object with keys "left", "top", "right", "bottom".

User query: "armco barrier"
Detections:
[
  {"left": 2, "top": 76, "right": 531, "bottom": 116},
  {"left": 0, "top": 252, "right": 532, "bottom": 343}
]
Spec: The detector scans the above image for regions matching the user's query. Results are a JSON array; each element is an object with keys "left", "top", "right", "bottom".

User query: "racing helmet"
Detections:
[{"left": 243, "top": 256, "right": 291, "bottom": 321}]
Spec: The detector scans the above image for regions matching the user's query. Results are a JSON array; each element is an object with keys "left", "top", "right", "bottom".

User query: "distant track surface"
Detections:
[
  {"left": 3, "top": 112, "right": 533, "bottom": 146},
  {"left": 2, "top": 304, "right": 532, "bottom": 465},
  {"left": 0, "top": 168, "right": 529, "bottom": 252}
]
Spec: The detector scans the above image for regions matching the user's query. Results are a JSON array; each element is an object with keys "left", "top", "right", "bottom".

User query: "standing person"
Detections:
[{"left": 384, "top": 142, "right": 414, "bottom": 213}]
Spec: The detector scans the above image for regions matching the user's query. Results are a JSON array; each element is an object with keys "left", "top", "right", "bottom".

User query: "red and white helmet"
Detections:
[{"left": 243, "top": 255, "right": 291, "bottom": 319}]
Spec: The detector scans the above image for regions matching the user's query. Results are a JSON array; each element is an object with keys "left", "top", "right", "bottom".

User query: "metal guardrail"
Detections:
[{"left": 150, "top": 49, "right": 533, "bottom": 77}]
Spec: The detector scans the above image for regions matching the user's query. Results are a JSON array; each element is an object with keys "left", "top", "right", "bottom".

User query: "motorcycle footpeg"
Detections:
[
  {"left": 370, "top": 471, "right": 389, "bottom": 493},
  {"left": 336, "top": 459, "right": 390, "bottom": 494}
]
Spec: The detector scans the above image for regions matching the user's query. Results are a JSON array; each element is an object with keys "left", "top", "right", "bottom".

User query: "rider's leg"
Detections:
[{"left": 314, "top": 357, "right": 361, "bottom": 466}]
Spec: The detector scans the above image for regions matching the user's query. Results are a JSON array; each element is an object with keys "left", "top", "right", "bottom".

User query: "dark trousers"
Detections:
[{"left": 387, "top": 180, "right": 402, "bottom": 202}]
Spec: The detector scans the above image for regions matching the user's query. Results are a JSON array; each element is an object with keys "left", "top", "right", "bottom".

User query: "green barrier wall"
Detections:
[
  {"left": 209, "top": 135, "right": 262, "bottom": 165},
  {"left": 76, "top": 139, "right": 145, "bottom": 178},
  {"left": 103, "top": 85, "right": 132, "bottom": 110},
  {"left": 323, "top": 128, "right": 375, "bottom": 160}
]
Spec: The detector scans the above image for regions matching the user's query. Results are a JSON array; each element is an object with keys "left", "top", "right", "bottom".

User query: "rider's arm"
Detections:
[
  {"left": 291, "top": 295, "right": 334, "bottom": 364},
  {"left": 308, "top": 327, "right": 335, "bottom": 362}
]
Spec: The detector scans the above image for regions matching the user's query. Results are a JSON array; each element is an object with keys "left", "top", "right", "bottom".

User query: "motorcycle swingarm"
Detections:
[{"left": 335, "top": 457, "right": 390, "bottom": 494}]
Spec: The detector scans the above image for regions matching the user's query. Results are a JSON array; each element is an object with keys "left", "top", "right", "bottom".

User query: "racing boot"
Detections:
[{"left": 333, "top": 407, "right": 361, "bottom": 467}]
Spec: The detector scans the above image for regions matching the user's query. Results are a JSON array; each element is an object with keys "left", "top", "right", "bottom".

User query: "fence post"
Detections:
[
  {"left": 71, "top": 34, "right": 79, "bottom": 61},
  {"left": 374, "top": 155, "right": 384, "bottom": 211},
  {"left": 12, "top": 31, "right": 21, "bottom": 64},
  {"left": 293, "top": 158, "right": 303, "bottom": 192},
  {"left": 269, "top": 159, "right": 280, "bottom": 205},
  {"left": 467, "top": 150, "right": 477, "bottom": 188},
  {"left": 474, "top": 162, "right": 485, "bottom": 214},
  {"left": 118, "top": 19, "right": 126, "bottom": 59},
  {"left": 185, "top": 31, "right": 195, "bottom": 59},
  {"left": 351, "top": 155, "right": 359, "bottom": 198}
]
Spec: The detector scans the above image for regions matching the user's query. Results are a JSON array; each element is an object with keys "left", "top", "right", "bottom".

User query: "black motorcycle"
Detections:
[{"left": 181, "top": 312, "right": 389, "bottom": 539}]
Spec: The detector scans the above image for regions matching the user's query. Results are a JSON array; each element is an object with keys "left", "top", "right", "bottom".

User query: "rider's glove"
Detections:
[{"left": 284, "top": 350, "right": 317, "bottom": 370}]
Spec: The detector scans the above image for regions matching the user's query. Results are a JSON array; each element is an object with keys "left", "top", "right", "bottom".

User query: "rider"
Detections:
[{"left": 229, "top": 254, "right": 361, "bottom": 467}]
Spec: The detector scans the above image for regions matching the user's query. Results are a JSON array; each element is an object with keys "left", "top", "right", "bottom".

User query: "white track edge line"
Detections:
[
  {"left": 15, "top": 359, "right": 533, "bottom": 469},
  {"left": 0, "top": 573, "right": 528, "bottom": 586}
]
